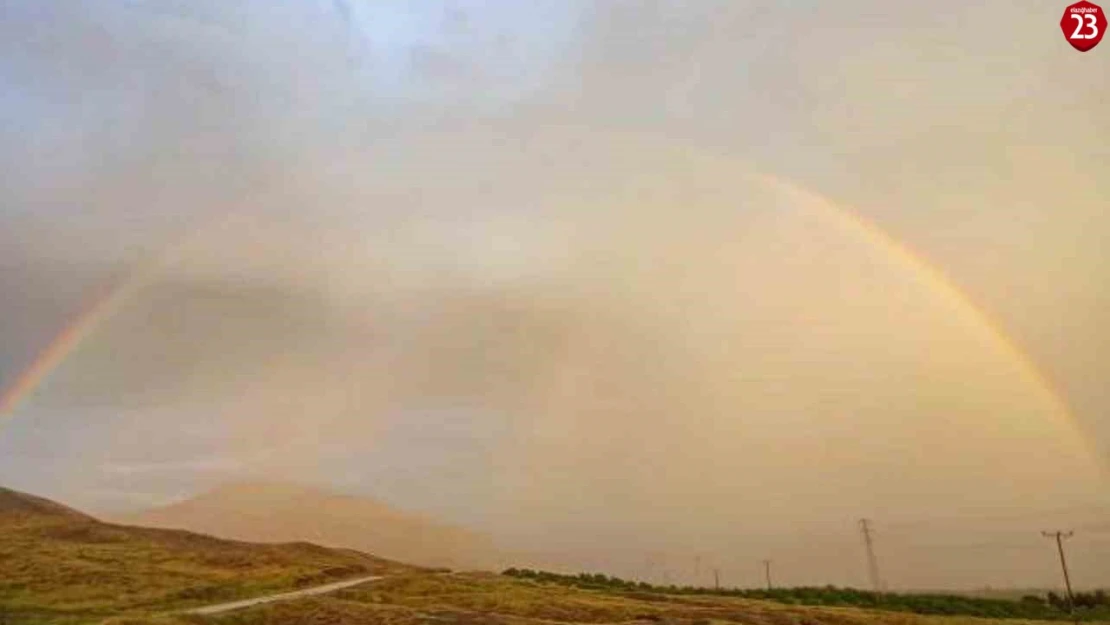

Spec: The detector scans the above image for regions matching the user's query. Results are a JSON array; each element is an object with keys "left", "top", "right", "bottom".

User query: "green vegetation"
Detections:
[
  {"left": 0, "top": 486, "right": 407, "bottom": 624},
  {"left": 157, "top": 571, "right": 1110, "bottom": 625},
  {"left": 5, "top": 486, "right": 1110, "bottom": 625},
  {"left": 501, "top": 568, "right": 1110, "bottom": 622}
]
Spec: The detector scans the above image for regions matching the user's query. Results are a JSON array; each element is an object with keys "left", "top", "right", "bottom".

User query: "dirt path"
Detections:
[{"left": 182, "top": 575, "right": 383, "bottom": 615}]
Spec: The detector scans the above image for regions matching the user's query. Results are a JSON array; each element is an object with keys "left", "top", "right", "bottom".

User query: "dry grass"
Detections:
[
  {"left": 184, "top": 573, "right": 1099, "bottom": 625},
  {"left": 1, "top": 488, "right": 1100, "bottom": 625},
  {"left": 0, "top": 514, "right": 407, "bottom": 624}
]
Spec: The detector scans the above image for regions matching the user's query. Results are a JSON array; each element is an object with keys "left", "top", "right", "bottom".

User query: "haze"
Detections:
[{"left": 1, "top": 1, "right": 1108, "bottom": 592}]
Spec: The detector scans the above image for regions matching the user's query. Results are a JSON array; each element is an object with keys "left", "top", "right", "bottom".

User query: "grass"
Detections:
[
  {"left": 4, "top": 486, "right": 1107, "bottom": 625},
  {"left": 500, "top": 570, "right": 1107, "bottom": 622},
  {"left": 0, "top": 487, "right": 409, "bottom": 625},
  {"left": 127, "top": 572, "right": 1110, "bottom": 625}
]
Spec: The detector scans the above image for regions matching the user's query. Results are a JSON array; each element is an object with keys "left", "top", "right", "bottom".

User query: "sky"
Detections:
[{"left": 1, "top": 0, "right": 1109, "bottom": 590}]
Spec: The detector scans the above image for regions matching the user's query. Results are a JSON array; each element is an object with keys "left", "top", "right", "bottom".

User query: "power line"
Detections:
[
  {"left": 881, "top": 504, "right": 1110, "bottom": 531},
  {"left": 1042, "top": 530, "right": 1077, "bottom": 620},
  {"left": 860, "top": 518, "right": 883, "bottom": 592},
  {"left": 1073, "top": 521, "right": 1110, "bottom": 534}
]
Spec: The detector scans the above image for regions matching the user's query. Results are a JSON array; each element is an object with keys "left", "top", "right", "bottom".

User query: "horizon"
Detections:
[{"left": 2, "top": 0, "right": 1108, "bottom": 595}]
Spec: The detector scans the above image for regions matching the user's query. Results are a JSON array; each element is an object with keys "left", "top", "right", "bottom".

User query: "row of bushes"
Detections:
[
  {"left": 1047, "top": 590, "right": 1110, "bottom": 610},
  {"left": 501, "top": 568, "right": 1110, "bottom": 621}
]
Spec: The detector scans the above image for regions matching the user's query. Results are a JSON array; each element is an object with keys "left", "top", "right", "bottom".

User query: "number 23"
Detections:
[{"left": 1070, "top": 13, "right": 1100, "bottom": 39}]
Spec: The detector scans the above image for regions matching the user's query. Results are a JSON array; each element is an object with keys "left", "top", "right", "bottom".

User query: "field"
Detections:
[
  {"left": 499, "top": 570, "right": 1110, "bottom": 621},
  {"left": 0, "top": 487, "right": 409, "bottom": 624},
  {"left": 4, "top": 486, "right": 1108, "bottom": 625},
  {"left": 116, "top": 571, "right": 1106, "bottom": 625}
]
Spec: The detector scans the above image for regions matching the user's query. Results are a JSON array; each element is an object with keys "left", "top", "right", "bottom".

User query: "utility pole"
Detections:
[
  {"left": 714, "top": 568, "right": 721, "bottom": 590},
  {"left": 1042, "top": 531, "right": 1076, "bottom": 617},
  {"left": 694, "top": 554, "right": 702, "bottom": 584},
  {"left": 859, "top": 519, "right": 883, "bottom": 593},
  {"left": 762, "top": 559, "right": 774, "bottom": 590}
]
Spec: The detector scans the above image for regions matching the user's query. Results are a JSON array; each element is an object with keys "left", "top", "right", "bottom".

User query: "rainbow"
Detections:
[
  {"left": 0, "top": 155, "right": 1097, "bottom": 473},
  {"left": 0, "top": 249, "right": 169, "bottom": 417},
  {"left": 0, "top": 207, "right": 247, "bottom": 418},
  {"left": 0, "top": 278, "right": 123, "bottom": 416},
  {"left": 759, "top": 174, "right": 1089, "bottom": 448}
]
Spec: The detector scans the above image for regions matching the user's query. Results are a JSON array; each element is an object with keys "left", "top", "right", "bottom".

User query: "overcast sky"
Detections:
[{"left": 1, "top": 0, "right": 1108, "bottom": 590}]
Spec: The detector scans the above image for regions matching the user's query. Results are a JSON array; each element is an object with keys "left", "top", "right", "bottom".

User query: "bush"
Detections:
[{"left": 499, "top": 568, "right": 1110, "bottom": 621}]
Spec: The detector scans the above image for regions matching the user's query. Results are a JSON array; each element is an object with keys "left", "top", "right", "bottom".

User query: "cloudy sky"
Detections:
[{"left": 1, "top": 0, "right": 1108, "bottom": 589}]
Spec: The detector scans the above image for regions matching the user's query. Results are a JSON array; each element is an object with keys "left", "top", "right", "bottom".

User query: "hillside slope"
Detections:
[
  {"left": 0, "top": 486, "right": 406, "bottom": 625},
  {"left": 117, "top": 572, "right": 1088, "bottom": 625},
  {"left": 0, "top": 486, "right": 95, "bottom": 522},
  {"left": 118, "top": 481, "right": 497, "bottom": 570}
]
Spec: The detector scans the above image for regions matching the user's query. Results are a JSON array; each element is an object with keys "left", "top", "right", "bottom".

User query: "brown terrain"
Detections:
[{"left": 117, "top": 481, "right": 497, "bottom": 571}]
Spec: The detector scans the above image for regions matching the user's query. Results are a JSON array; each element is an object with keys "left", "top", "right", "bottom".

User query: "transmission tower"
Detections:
[{"left": 859, "top": 518, "right": 883, "bottom": 592}]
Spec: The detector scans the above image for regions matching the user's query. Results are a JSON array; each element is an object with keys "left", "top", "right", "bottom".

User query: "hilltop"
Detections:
[
  {"left": 116, "top": 480, "right": 497, "bottom": 570},
  {"left": 0, "top": 485, "right": 409, "bottom": 624},
  {"left": 0, "top": 485, "right": 94, "bottom": 522}
]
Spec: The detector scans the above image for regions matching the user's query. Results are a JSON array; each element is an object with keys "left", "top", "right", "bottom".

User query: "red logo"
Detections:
[{"left": 1060, "top": 1, "right": 1106, "bottom": 52}]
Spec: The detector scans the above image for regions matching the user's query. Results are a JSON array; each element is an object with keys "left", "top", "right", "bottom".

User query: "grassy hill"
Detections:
[
  {"left": 0, "top": 486, "right": 409, "bottom": 624},
  {"left": 107, "top": 571, "right": 1109, "bottom": 625},
  {"left": 5, "top": 486, "right": 1108, "bottom": 625},
  {"left": 116, "top": 481, "right": 497, "bottom": 571}
]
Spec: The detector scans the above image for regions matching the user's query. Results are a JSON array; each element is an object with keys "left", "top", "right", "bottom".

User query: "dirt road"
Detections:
[{"left": 183, "top": 575, "right": 383, "bottom": 615}]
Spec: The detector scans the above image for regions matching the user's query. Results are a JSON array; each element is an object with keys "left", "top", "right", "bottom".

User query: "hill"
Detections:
[
  {"left": 0, "top": 485, "right": 95, "bottom": 523},
  {"left": 0, "top": 485, "right": 407, "bottom": 624},
  {"left": 108, "top": 571, "right": 1096, "bottom": 625},
  {"left": 2, "top": 486, "right": 1100, "bottom": 625},
  {"left": 116, "top": 481, "right": 497, "bottom": 571}
]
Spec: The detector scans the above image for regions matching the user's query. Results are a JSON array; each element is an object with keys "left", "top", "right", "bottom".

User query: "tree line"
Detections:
[{"left": 501, "top": 568, "right": 1110, "bottom": 621}]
